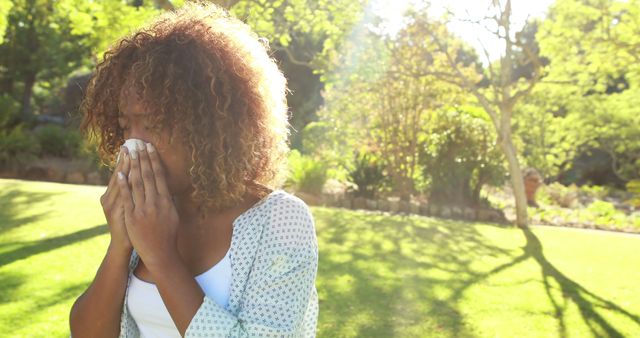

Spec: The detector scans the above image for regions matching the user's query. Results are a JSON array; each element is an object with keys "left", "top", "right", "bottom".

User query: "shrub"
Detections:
[
  {"left": 419, "top": 110, "right": 506, "bottom": 206},
  {"left": 0, "top": 124, "right": 41, "bottom": 170},
  {"left": 0, "top": 94, "right": 20, "bottom": 129},
  {"left": 345, "top": 150, "right": 389, "bottom": 199},
  {"left": 584, "top": 200, "right": 628, "bottom": 228},
  {"left": 285, "top": 149, "right": 328, "bottom": 195},
  {"left": 578, "top": 184, "right": 611, "bottom": 200},
  {"left": 586, "top": 200, "right": 616, "bottom": 217},
  {"left": 627, "top": 180, "right": 640, "bottom": 208},
  {"left": 545, "top": 182, "right": 580, "bottom": 208},
  {"left": 34, "top": 124, "right": 83, "bottom": 158}
]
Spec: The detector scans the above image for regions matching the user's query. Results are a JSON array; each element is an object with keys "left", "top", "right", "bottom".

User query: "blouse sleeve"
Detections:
[
  {"left": 118, "top": 249, "right": 141, "bottom": 338},
  {"left": 184, "top": 195, "right": 319, "bottom": 338}
]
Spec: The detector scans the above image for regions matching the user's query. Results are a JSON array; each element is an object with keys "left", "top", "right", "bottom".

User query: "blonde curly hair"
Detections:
[{"left": 80, "top": 1, "right": 291, "bottom": 217}]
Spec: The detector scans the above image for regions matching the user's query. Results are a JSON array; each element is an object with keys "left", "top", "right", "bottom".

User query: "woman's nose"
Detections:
[{"left": 125, "top": 126, "right": 151, "bottom": 144}]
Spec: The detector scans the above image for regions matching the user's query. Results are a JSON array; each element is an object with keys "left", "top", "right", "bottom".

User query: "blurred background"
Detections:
[{"left": 0, "top": 0, "right": 639, "bottom": 337}]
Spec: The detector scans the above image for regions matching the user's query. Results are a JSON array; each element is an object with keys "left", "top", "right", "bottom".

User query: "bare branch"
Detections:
[
  {"left": 509, "top": 29, "right": 544, "bottom": 106},
  {"left": 272, "top": 45, "right": 313, "bottom": 68},
  {"left": 476, "top": 35, "right": 501, "bottom": 104},
  {"left": 428, "top": 30, "right": 501, "bottom": 130},
  {"left": 390, "top": 68, "right": 465, "bottom": 87}
]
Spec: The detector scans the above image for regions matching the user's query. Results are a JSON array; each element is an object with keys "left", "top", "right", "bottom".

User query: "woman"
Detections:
[{"left": 69, "top": 2, "right": 319, "bottom": 337}]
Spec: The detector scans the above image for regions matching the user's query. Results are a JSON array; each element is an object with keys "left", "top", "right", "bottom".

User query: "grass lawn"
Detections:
[{"left": 1, "top": 178, "right": 639, "bottom": 337}]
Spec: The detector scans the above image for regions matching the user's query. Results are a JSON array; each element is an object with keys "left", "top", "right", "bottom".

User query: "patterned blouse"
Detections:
[{"left": 117, "top": 189, "right": 319, "bottom": 337}]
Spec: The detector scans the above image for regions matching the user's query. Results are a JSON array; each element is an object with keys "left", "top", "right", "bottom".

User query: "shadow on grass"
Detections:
[
  {"left": 0, "top": 268, "right": 89, "bottom": 333},
  {"left": 0, "top": 182, "right": 66, "bottom": 235},
  {"left": 521, "top": 227, "right": 640, "bottom": 338},
  {"left": 315, "top": 207, "right": 513, "bottom": 337},
  {"left": 0, "top": 224, "right": 108, "bottom": 267},
  {"left": 313, "top": 207, "right": 640, "bottom": 338},
  {"left": 0, "top": 181, "right": 108, "bottom": 267},
  {"left": 0, "top": 269, "right": 27, "bottom": 303}
]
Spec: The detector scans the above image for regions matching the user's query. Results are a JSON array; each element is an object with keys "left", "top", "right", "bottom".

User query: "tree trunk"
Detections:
[
  {"left": 500, "top": 135, "right": 528, "bottom": 227},
  {"left": 21, "top": 72, "right": 36, "bottom": 119},
  {"left": 1, "top": 77, "right": 14, "bottom": 96},
  {"left": 400, "top": 173, "right": 415, "bottom": 202}
]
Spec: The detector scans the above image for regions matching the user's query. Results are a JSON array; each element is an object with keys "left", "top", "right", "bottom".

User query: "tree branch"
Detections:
[{"left": 273, "top": 45, "right": 313, "bottom": 68}]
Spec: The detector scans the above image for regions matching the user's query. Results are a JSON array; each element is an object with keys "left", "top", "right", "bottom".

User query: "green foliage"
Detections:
[
  {"left": 315, "top": 14, "right": 476, "bottom": 200},
  {"left": 64, "top": 0, "right": 160, "bottom": 57},
  {"left": 34, "top": 124, "right": 83, "bottom": 158},
  {"left": 536, "top": 0, "right": 640, "bottom": 182},
  {"left": 530, "top": 202, "right": 636, "bottom": 231},
  {"left": 345, "top": 150, "right": 389, "bottom": 198},
  {"left": 539, "top": 0, "right": 640, "bottom": 91},
  {"left": 627, "top": 180, "right": 640, "bottom": 207},
  {"left": 0, "top": 0, "right": 12, "bottom": 43},
  {"left": 578, "top": 184, "right": 612, "bottom": 200},
  {"left": 0, "top": 94, "right": 20, "bottom": 128},
  {"left": 1, "top": 1, "right": 91, "bottom": 103},
  {"left": 0, "top": 0, "right": 159, "bottom": 122},
  {"left": 285, "top": 149, "right": 328, "bottom": 195},
  {"left": 585, "top": 200, "right": 619, "bottom": 223},
  {"left": 230, "top": 0, "right": 367, "bottom": 77},
  {"left": 0, "top": 124, "right": 40, "bottom": 169},
  {"left": 543, "top": 182, "right": 580, "bottom": 208},
  {"left": 514, "top": 86, "right": 592, "bottom": 181},
  {"left": 300, "top": 121, "right": 351, "bottom": 183},
  {"left": 78, "top": 132, "right": 103, "bottom": 169},
  {"left": 419, "top": 110, "right": 506, "bottom": 206}
]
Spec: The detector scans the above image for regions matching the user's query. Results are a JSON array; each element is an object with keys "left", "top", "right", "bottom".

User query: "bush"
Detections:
[
  {"left": 0, "top": 94, "right": 20, "bottom": 129},
  {"left": 345, "top": 150, "right": 389, "bottom": 199},
  {"left": 578, "top": 184, "right": 610, "bottom": 199},
  {"left": 544, "top": 182, "right": 580, "bottom": 208},
  {"left": 34, "top": 124, "right": 83, "bottom": 158},
  {"left": 419, "top": 110, "right": 506, "bottom": 206},
  {"left": 285, "top": 149, "right": 328, "bottom": 195},
  {"left": 627, "top": 180, "right": 640, "bottom": 208},
  {"left": 0, "top": 124, "right": 41, "bottom": 170},
  {"left": 586, "top": 200, "right": 617, "bottom": 219}
]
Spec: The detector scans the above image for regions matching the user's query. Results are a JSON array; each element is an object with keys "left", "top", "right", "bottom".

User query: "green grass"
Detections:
[{"left": 1, "top": 178, "right": 639, "bottom": 337}]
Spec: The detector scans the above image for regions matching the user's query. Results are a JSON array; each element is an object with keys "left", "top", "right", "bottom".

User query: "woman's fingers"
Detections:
[
  {"left": 117, "top": 171, "right": 134, "bottom": 218},
  {"left": 104, "top": 146, "right": 127, "bottom": 206},
  {"left": 145, "top": 143, "right": 170, "bottom": 197},
  {"left": 117, "top": 150, "right": 131, "bottom": 199},
  {"left": 128, "top": 143, "right": 145, "bottom": 207},
  {"left": 137, "top": 142, "right": 158, "bottom": 204},
  {"left": 110, "top": 147, "right": 126, "bottom": 185}
]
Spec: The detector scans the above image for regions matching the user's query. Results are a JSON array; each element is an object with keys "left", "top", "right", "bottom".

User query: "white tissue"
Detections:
[{"left": 116, "top": 138, "right": 146, "bottom": 164}]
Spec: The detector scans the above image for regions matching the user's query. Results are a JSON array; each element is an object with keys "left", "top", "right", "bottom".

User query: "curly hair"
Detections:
[{"left": 80, "top": 1, "right": 291, "bottom": 217}]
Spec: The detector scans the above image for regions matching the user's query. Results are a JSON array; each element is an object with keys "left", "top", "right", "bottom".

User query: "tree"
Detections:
[
  {"left": 416, "top": 0, "right": 543, "bottom": 226},
  {"left": 371, "top": 14, "right": 471, "bottom": 201},
  {"left": 420, "top": 108, "right": 506, "bottom": 206},
  {"left": 0, "top": 0, "right": 159, "bottom": 121},
  {"left": 514, "top": 85, "right": 590, "bottom": 182},
  {"left": 310, "top": 9, "right": 470, "bottom": 201},
  {"left": 537, "top": 0, "right": 640, "bottom": 182},
  {"left": 227, "top": 0, "right": 369, "bottom": 151}
]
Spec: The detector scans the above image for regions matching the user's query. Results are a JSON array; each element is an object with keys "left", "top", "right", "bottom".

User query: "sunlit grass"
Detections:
[
  {"left": 314, "top": 207, "right": 640, "bottom": 337},
  {"left": 1, "top": 178, "right": 639, "bottom": 337}
]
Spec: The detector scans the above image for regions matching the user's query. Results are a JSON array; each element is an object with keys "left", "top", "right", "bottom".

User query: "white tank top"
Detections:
[{"left": 126, "top": 247, "right": 232, "bottom": 338}]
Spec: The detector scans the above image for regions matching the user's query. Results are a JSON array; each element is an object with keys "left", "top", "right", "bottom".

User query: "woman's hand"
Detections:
[
  {"left": 100, "top": 146, "right": 132, "bottom": 254},
  {"left": 116, "top": 142, "right": 180, "bottom": 272}
]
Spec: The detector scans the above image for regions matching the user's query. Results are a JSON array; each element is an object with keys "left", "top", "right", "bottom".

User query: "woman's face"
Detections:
[{"left": 118, "top": 85, "right": 193, "bottom": 197}]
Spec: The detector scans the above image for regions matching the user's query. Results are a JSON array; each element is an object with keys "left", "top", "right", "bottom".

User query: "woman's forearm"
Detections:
[
  {"left": 149, "top": 252, "right": 205, "bottom": 337},
  {"left": 69, "top": 243, "right": 132, "bottom": 338}
]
